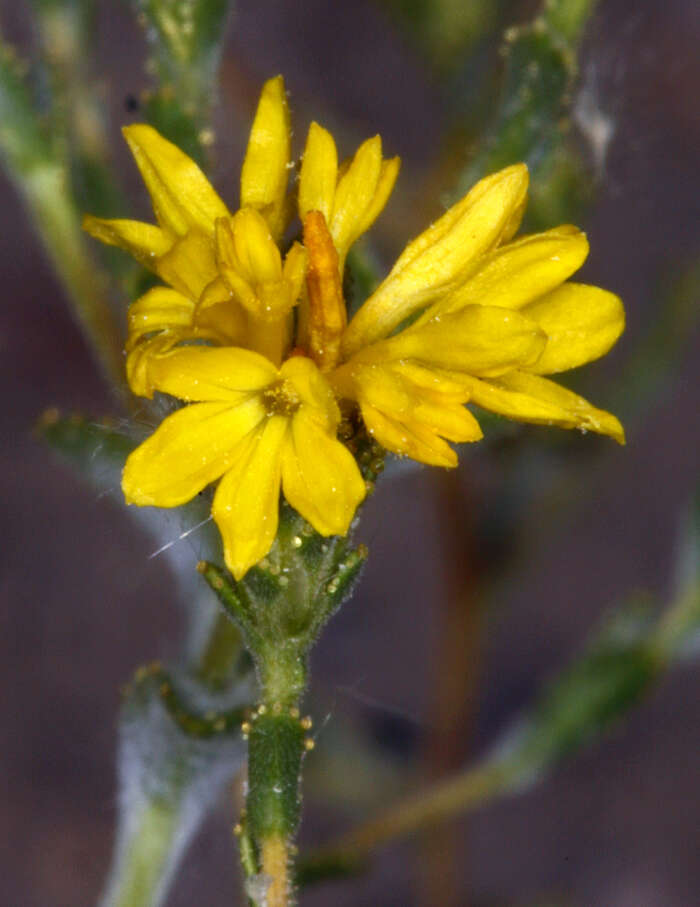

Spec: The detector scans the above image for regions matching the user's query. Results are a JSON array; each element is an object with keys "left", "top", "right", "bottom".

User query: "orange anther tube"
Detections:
[{"left": 303, "top": 211, "right": 346, "bottom": 371}]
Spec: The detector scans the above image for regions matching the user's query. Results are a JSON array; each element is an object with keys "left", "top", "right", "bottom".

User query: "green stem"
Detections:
[
  {"left": 653, "top": 581, "right": 700, "bottom": 662},
  {"left": 22, "top": 166, "right": 124, "bottom": 390},
  {"left": 100, "top": 801, "right": 179, "bottom": 907},
  {"left": 299, "top": 762, "right": 512, "bottom": 884},
  {"left": 198, "top": 505, "right": 372, "bottom": 906},
  {"left": 456, "top": 0, "right": 601, "bottom": 201},
  {"left": 0, "top": 36, "right": 124, "bottom": 391},
  {"left": 196, "top": 610, "right": 248, "bottom": 690},
  {"left": 258, "top": 643, "right": 307, "bottom": 709},
  {"left": 34, "top": 0, "right": 126, "bottom": 226},
  {"left": 545, "top": 0, "right": 600, "bottom": 44},
  {"left": 244, "top": 651, "right": 309, "bottom": 907}
]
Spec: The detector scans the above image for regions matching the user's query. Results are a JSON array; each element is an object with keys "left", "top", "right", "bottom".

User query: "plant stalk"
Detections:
[
  {"left": 244, "top": 648, "right": 309, "bottom": 906},
  {"left": 100, "top": 801, "right": 179, "bottom": 907},
  {"left": 305, "top": 762, "right": 511, "bottom": 878}
]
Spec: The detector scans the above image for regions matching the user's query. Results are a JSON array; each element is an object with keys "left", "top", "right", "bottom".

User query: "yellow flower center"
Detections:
[{"left": 261, "top": 379, "right": 301, "bottom": 417}]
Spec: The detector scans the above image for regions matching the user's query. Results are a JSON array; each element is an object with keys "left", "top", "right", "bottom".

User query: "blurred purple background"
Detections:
[{"left": 1, "top": 0, "right": 699, "bottom": 904}]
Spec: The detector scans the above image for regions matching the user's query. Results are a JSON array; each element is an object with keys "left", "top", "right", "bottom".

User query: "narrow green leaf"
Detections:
[{"left": 100, "top": 667, "right": 248, "bottom": 907}]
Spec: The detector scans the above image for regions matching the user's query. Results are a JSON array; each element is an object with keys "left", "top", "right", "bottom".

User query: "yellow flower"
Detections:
[
  {"left": 84, "top": 76, "right": 625, "bottom": 579},
  {"left": 329, "top": 163, "right": 625, "bottom": 459},
  {"left": 122, "top": 347, "right": 365, "bottom": 579},
  {"left": 83, "top": 76, "right": 296, "bottom": 394},
  {"left": 82, "top": 76, "right": 403, "bottom": 577}
]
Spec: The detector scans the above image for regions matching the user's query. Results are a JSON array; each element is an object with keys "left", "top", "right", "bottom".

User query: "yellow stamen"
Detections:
[
  {"left": 303, "top": 211, "right": 346, "bottom": 372},
  {"left": 261, "top": 379, "right": 301, "bottom": 417}
]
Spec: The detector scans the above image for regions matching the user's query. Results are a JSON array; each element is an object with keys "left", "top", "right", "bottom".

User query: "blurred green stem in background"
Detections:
[
  {"left": 104, "top": 801, "right": 178, "bottom": 907},
  {"left": 545, "top": 0, "right": 600, "bottom": 43},
  {"left": 132, "top": 0, "right": 234, "bottom": 165},
  {"left": 613, "top": 259, "right": 700, "bottom": 423},
  {"left": 31, "top": 0, "right": 126, "bottom": 221},
  {"left": 0, "top": 34, "right": 124, "bottom": 390},
  {"left": 457, "top": 0, "right": 601, "bottom": 227},
  {"left": 299, "top": 511, "right": 700, "bottom": 886},
  {"left": 378, "top": 0, "right": 503, "bottom": 70},
  {"left": 380, "top": 0, "right": 597, "bottom": 70}
]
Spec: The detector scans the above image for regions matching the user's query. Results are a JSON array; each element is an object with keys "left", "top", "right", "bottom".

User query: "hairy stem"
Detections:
[
  {"left": 261, "top": 835, "right": 290, "bottom": 907},
  {"left": 245, "top": 684, "right": 307, "bottom": 905}
]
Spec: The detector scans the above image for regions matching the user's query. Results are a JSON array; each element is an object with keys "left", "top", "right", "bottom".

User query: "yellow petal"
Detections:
[
  {"left": 126, "top": 333, "right": 182, "bottom": 398},
  {"left": 409, "top": 396, "right": 482, "bottom": 443},
  {"left": 282, "top": 241, "right": 308, "bottom": 302},
  {"left": 342, "top": 164, "right": 529, "bottom": 356},
  {"left": 280, "top": 355, "right": 340, "bottom": 428},
  {"left": 348, "top": 364, "right": 418, "bottom": 414},
  {"left": 122, "top": 124, "right": 228, "bottom": 236},
  {"left": 464, "top": 370, "right": 625, "bottom": 443},
  {"left": 298, "top": 122, "right": 338, "bottom": 223},
  {"left": 215, "top": 219, "right": 258, "bottom": 313},
  {"left": 195, "top": 299, "right": 246, "bottom": 345},
  {"left": 499, "top": 191, "right": 527, "bottom": 244},
  {"left": 213, "top": 415, "right": 288, "bottom": 579},
  {"left": 82, "top": 216, "right": 172, "bottom": 268},
  {"left": 215, "top": 212, "right": 297, "bottom": 333},
  {"left": 369, "top": 304, "right": 546, "bottom": 378},
  {"left": 330, "top": 135, "right": 383, "bottom": 255},
  {"left": 393, "top": 166, "right": 528, "bottom": 273},
  {"left": 281, "top": 409, "right": 366, "bottom": 536},
  {"left": 155, "top": 229, "right": 218, "bottom": 301},
  {"left": 126, "top": 287, "right": 195, "bottom": 348},
  {"left": 122, "top": 398, "right": 267, "bottom": 507},
  {"left": 352, "top": 156, "right": 400, "bottom": 243},
  {"left": 147, "top": 346, "right": 279, "bottom": 402},
  {"left": 125, "top": 292, "right": 246, "bottom": 397},
  {"left": 386, "top": 366, "right": 474, "bottom": 436},
  {"left": 198, "top": 275, "right": 232, "bottom": 310},
  {"left": 240, "top": 76, "right": 291, "bottom": 242},
  {"left": 389, "top": 361, "right": 473, "bottom": 401},
  {"left": 523, "top": 283, "right": 625, "bottom": 374},
  {"left": 336, "top": 359, "right": 481, "bottom": 467},
  {"left": 361, "top": 404, "right": 461, "bottom": 467},
  {"left": 231, "top": 208, "right": 282, "bottom": 284},
  {"left": 418, "top": 226, "right": 589, "bottom": 322},
  {"left": 357, "top": 366, "right": 480, "bottom": 445}
]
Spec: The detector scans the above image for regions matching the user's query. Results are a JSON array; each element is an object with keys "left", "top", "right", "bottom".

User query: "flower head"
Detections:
[
  {"left": 333, "top": 164, "right": 625, "bottom": 455},
  {"left": 83, "top": 76, "right": 297, "bottom": 394},
  {"left": 85, "top": 76, "right": 624, "bottom": 578},
  {"left": 123, "top": 347, "right": 365, "bottom": 579}
]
